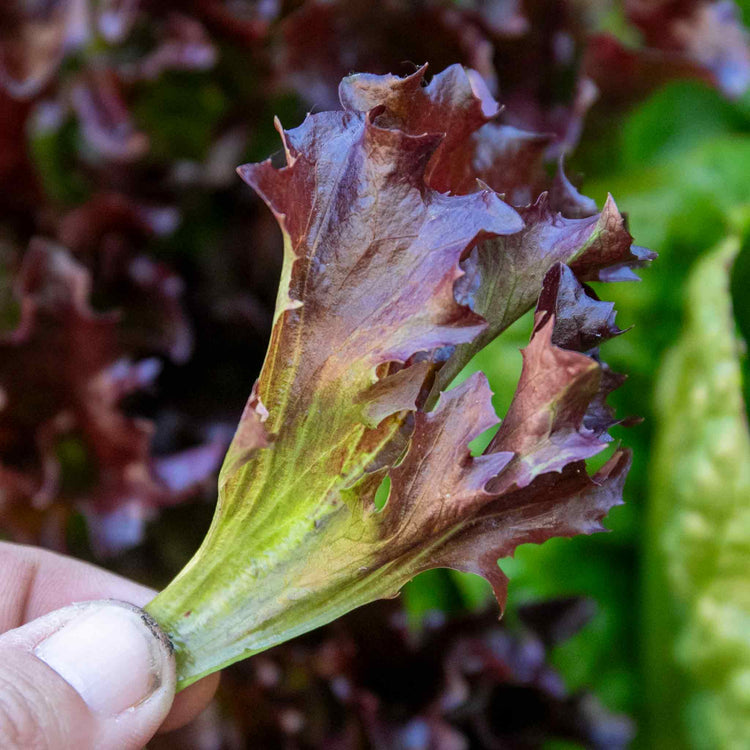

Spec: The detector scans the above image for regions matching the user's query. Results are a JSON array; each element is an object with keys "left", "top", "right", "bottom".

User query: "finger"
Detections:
[
  {"left": 0, "top": 542, "right": 219, "bottom": 732},
  {"left": 160, "top": 670, "right": 220, "bottom": 733},
  {"left": 0, "top": 542, "right": 154, "bottom": 630},
  {"left": 0, "top": 600, "right": 175, "bottom": 749}
]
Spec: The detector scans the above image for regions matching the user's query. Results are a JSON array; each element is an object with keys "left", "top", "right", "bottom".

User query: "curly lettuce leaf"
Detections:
[{"left": 146, "top": 67, "right": 640, "bottom": 689}]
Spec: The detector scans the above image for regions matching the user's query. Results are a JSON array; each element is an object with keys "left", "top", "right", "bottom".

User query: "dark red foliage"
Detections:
[
  {"left": 57, "top": 193, "right": 192, "bottom": 363},
  {"left": 0, "top": 88, "right": 38, "bottom": 221},
  {"left": 624, "top": 0, "right": 749, "bottom": 97},
  {"left": 0, "top": 241, "right": 224, "bottom": 556},
  {"left": 153, "top": 597, "right": 633, "bottom": 749},
  {"left": 586, "top": 1, "right": 749, "bottom": 104}
]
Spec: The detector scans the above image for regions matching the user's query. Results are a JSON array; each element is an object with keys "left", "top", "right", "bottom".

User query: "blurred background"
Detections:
[{"left": 0, "top": 1, "right": 748, "bottom": 748}]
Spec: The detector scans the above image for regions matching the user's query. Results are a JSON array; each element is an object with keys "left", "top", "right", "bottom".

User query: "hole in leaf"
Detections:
[
  {"left": 469, "top": 423, "right": 500, "bottom": 456},
  {"left": 373, "top": 474, "right": 391, "bottom": 511},
  {"left": 584, "top": 441, "right": 618, "bottom": 474}
]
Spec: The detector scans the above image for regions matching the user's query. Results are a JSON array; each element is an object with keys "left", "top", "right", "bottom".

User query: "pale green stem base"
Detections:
[{"left": 145, "top": 512, "right": 406, "bottom": 690}]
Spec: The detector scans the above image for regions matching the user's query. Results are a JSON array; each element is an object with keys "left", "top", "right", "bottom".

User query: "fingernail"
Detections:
[{"left": 34, "top": 602, "right": 169, "bottom": 715}]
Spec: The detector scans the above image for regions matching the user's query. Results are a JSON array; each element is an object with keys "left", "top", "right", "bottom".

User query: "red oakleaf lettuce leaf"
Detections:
[
  {"left": 118, "top": 13, "right": 217, "bottom": 82},
  {"left": 146, "top": 68, "right": 637, "bottom": 690},
  {"left": 71, "top": 69, "right": 149, "bottom": 162}
]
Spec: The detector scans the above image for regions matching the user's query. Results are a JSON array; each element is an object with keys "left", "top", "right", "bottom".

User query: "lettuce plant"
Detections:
[
  {"left": 145, "top": 65, "right": 650, "bottom": 688},
  {"left": 648, "top": 235, "right": 750, "bottom": 748}
]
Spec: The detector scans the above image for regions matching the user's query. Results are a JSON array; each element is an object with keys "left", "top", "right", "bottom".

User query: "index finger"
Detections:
[{"left": 0, "top": 542, "right": 154, "bottom": 631}]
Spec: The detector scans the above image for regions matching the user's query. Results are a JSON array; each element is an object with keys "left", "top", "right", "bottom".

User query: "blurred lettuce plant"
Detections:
[
  {"left": 581, "top": 82, "right": 750, "bottom": 740},
  {"left": 648, "top": 234, "right": 750, "bottom": 749}
]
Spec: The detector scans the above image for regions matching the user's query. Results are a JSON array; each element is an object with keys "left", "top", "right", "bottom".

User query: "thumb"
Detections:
[{"left": 0, "top": 600, "right": 177, "bottom": 750}]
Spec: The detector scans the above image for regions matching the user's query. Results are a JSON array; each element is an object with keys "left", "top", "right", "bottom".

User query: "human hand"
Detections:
[{"left": 0, "top": 542, "right": 219, "bottom": 749}]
